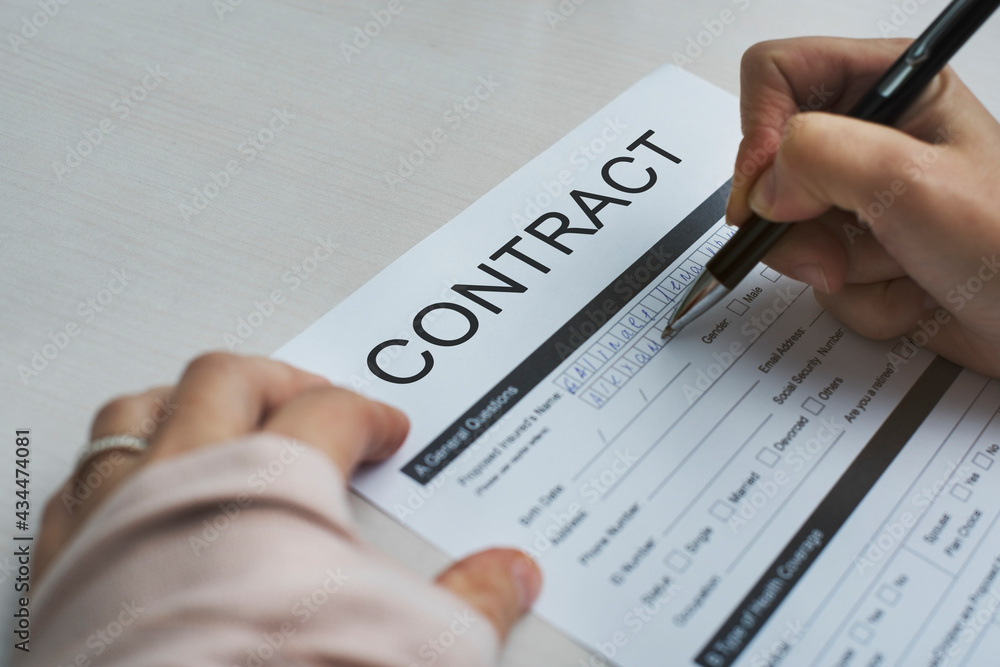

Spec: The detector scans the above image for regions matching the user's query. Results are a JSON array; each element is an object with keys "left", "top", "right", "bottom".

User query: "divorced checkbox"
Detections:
[
  {"left": 973, "top": 453, "right": 993, "bottom": 470},
  {"left": 876, "top": 584, "right": 901, "bottom": 606},
  {"left": 756, "top": 448, "right": 780, "bottom": 468},
  {"left": 727, "top": 299, "right": 749, "bottom": 316},
  {"left": 802, "top": 396, "right": 825, "bottom": 416},
  {"left": 665, "top": 549, "right": 692, "bottom": 574},
  {"left": 951, "top": 484, "right": 972, "bottom": 502},
  {"left": 761, "top": 267, "right": 781, "bottom": 282},
  {"left": 709, "top": 500, "right": 735, "bottom": 522}
]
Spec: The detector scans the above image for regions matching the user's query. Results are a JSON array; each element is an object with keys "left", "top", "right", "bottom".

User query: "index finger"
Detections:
[
  {"left": 727, "top": 37, "right": 919, "bottom": 225},
  {"left": 148, "top": 353, "right": 332, "bottom": 460}
]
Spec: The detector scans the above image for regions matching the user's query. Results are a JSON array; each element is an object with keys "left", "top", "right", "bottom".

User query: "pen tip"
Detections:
[{"left": 661, "top": 325, "right": 673, "bottom": 339}]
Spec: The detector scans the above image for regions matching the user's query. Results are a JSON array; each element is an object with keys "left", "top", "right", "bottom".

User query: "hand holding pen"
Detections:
[{"left": 666, "top": 2, "right": 1000, "bottom": 377}]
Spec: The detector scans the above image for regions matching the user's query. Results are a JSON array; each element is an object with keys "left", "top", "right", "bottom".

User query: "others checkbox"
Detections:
[{"left": 802, "top": 397, "right": 825, "bottom": 416}]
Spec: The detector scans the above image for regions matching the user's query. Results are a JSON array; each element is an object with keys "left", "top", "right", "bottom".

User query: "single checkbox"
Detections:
[{"left": 665, "top": 549, "right": 692, "bottom": 573}]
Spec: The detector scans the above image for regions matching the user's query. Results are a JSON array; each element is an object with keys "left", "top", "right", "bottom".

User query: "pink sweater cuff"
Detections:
[{"left": 26, "top": 433, "right": 499, "bottom": 667}]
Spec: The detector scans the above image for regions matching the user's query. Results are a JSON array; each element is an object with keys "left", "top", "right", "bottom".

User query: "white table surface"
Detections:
[{"left": 2, "top": 0, "right": 999, "bottom": 664}]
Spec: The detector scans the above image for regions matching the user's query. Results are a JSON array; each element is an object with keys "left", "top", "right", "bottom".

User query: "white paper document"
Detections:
[{"left": 275, "top": 66, "right": 1000, "bottom": 666}]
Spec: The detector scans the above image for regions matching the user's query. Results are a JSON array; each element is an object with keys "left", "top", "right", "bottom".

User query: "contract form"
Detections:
[{"left": 275, "top": 66, "right": 1000, "bottom": 666}]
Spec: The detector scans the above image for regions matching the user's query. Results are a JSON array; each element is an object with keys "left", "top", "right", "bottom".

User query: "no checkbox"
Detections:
[
  {"left": 665, "top": 549, "right": 692, "bottom": 574},
  {"left": 973, "top": 453, "right": 993, "bottom": 470}
]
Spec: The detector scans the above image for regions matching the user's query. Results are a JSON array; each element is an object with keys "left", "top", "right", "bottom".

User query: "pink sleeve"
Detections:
[{"left": 24, "top": 433, "right": 499, "bottom": 667}]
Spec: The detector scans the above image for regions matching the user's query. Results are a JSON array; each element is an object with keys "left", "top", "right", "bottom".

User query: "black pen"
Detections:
[{"left": 664, "top": 0, "right": 1000, "bottom": 338}]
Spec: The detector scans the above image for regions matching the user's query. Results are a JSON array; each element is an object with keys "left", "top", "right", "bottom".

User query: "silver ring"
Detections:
[{"left": 77, "top": 434, "right": 149, "bottom": 467}]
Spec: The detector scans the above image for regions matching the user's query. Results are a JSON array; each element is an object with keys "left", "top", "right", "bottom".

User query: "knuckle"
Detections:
[
  {"left": 93, "top": 395, "right": 142, "bottom": 426},
  {"left": 184, "top": 351, "right": 242, "bottom": 378},
  {"left": 741, "top": 40, "right": 781, "bottom": 71}
]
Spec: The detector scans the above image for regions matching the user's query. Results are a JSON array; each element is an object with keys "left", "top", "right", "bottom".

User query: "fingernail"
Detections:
[
  {"left": 748, "top": 167, "right": 776, "bottom": 217},
  {"left": 511, "top": 555, "right": 542, "bottom": 612},
  {"left": 792, "top": 264, "right": 830, "bottom": 293}
]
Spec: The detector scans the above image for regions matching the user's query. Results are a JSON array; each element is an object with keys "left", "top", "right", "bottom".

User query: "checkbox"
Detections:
[
  {"left": 849, "top": 623, "right": 874, "bottom": 646},
  {"left": 973, "top": 453, "right": 993, "bottom": 470},
  {"left": 727, "top": 300, "right": 749, "bottom": 316},
  {"left": 761, "top": 267, "right": 781, "bottom": 282},
  {"left": 665, "top": 550, "right": 692, "bottom": 573},
  {"left": 709, "top": 500, "right": 735, "bottom": 522},
  {"left": 876, "top": 585, "right": 901, "bottom": 606},
  {"left": 756, "top": 448, "right": 780, "bottom": 468},
  {"left": 802, "top": 397, "right": 825, "bottom": 416},
  {"left": 891, "top": 341, "right": 915, "bottom": 360},
  {"left": 951, "top": 484, "right": 972, "bottom": 502}
]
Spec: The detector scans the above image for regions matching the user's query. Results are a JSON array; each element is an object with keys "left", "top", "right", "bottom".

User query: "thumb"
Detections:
[
  {"left": 435, "top": 548, "right": 542, "bottom": 643},
  {"left": 746, "top": 111, "right": 945, "bottom": 228}
]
